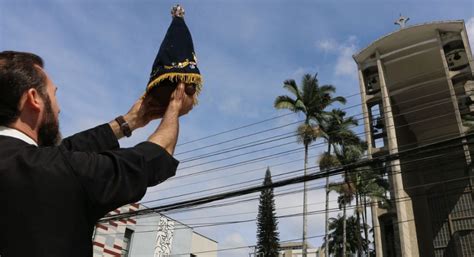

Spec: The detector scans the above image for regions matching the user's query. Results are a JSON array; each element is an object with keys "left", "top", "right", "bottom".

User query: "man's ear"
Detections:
[{"left": 21, "top": 88, "right": 43, "bottom": 112}]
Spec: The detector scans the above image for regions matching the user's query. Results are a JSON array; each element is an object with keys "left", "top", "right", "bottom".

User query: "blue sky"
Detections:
[{"left": 1, "top": 0, "right": 473, "bottom": 256}]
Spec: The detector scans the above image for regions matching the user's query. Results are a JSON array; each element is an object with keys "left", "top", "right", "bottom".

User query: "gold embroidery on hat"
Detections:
[{"left": 164, "top": 60, "right": 197, "bottom": 70}]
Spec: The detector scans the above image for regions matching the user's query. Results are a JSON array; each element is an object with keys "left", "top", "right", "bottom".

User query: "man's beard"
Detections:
[{"left": 38, "top": 96, "right": 61, "bottom": 147}]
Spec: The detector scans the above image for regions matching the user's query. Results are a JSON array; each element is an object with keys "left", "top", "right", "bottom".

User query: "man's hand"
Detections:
[
  {"left": 146, "top": 82, "right": 194, "bottom": 155},
  {"left": 167, "top": 82, "right": 194, "bottom": 117},
  {"left": 123, "top": 95, "right": 167, "bottom": 131},
  {"left": 109, "top": 82, "right": 194, "bottom": 140},
  {"left": 126, "top": 82, "right": 193, "bottom": 130}
]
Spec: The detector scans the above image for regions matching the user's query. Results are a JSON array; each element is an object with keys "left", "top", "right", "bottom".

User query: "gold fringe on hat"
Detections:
[{"left": 146, "top": 72, "right": 203, "bottom": 105}]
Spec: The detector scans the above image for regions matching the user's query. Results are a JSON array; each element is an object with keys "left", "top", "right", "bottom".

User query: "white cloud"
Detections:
[
  {"left": 335, "top": 43, "right": 357, "bottom": 77},
  {"left": 220, "top": 232, "right": 252, "bottom": 256},
  {"left": 223, "top": 232, "right": 247, "bottom": 245},
  {"left": 317, "top": 39, "right": 338, "bottom": 52},
  {"left": 316, "top": 37, "right": 358, "bottom": 78},
  {"left": 467, "top": 17, "right": 474, "bottom": 52},
  {"left": 218, "top": 95, "right": 243, "bottom": 115}
]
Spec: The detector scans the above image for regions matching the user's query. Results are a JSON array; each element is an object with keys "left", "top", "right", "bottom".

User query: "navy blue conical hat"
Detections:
[{"left": 146, "top": 5, "right": 202, "bottom": 104}]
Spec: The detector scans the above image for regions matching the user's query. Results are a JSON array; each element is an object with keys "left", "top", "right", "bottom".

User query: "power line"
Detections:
[
  {"left": 111, "top": 174, "right": 471, "bottom": 227},
  {"left": 101, "top": 133, "right": 474, "bottom": 221},
  {"left": 156, "top": 89, "right": 462, "bottom": 201},
  {"left": 175, "top": 70, "right": 447, "bottom": 151},
  {"left": 144, "top": 123, "right": 466, "bottom": 213},
  {"left": 143, "top": 141, "right": 469, "bottom": 207},
  {"left": 176, "top": 120, "right": 302, "bottom": 155},
  {"left": 175, "top": 80, "right": 455, "bottom": 158},
  {"left": 96, "top": 199, "right": 471, "bottom": 257},
  {"left": 163, "top": 110, "right": 462, "bottom": 183},
  {"left": 146, "top": 154, "right": 312, "bottom": 195},
  {"left": 175, "top": 89, "right": 460, "bottom": 170},
  {"left": 175, "top": 92, "right": 363, "bottom": 147},
  {"left": 149, "top": 96, "right": 462, "bottom": 194},
  {"left": 118, "top": 85, "right": 473, "bottom": 220},
  {"left": 150, "top": 127, "right": 467, "bottom": 207},
  {"left": 178, "top": 186, "right": 472, "bottom": 228}
]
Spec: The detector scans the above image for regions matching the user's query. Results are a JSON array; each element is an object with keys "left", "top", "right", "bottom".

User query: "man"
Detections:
[{"left": 0, "top": 51, "right": 194, "bottom": 256}]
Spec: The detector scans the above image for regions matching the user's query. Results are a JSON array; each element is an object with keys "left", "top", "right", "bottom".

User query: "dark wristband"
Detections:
[{"left": 115, "top": 115, "right": 132, "bottom": 137}]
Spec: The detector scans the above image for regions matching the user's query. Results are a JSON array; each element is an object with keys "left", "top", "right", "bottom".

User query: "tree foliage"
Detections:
[
  {"left": 325, "top": 215, "right": 369, "bottom": 257},
  {"left": 256, "top": 168, "right": 280, "bottom": 257},
  {"left": 274, "top": 73, "right": 345, "bottom": 257}
]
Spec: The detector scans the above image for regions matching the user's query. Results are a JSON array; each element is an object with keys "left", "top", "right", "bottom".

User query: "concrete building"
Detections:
[
  {"left": 249, "top": 242, "right": 326, "bottom": 257},
  {"left": 92, "top": 203, "right": 217, "bottom": 257},
  {"left": 278, "top": 242, "right": 325, "bottom": 257},
  {"left": 353, "top": 20, "right": 474, "bottom": 256}
]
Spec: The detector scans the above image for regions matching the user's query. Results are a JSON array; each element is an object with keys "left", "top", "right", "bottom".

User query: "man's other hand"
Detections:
[
  {"left": 168, "top": 82, "right": 194, "bottom": 117},
  {"left": 124, "top": 94, "right": 167, "bottom": 131}
]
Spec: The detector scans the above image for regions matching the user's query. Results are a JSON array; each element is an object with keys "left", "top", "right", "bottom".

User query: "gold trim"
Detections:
[
  {"left": 164, "top": 60, "right": 197, "bottom": 70},
  {"left": 146, "top": 72, "right": 203, "bottom": 105}
]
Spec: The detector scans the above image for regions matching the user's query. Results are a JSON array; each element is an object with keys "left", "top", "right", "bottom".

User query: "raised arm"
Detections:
[
  {"left": 60, "top": 89, "right": 168, "bottom": 152},
  {"left": 62, "top": 83, "right": 192, "bottom": 218},
  {"left": 147, "top": 82, "right": 192, "bottom": 155}
]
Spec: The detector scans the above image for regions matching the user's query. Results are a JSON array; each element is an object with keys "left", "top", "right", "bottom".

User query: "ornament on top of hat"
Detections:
[{"left": 146, "top": 4, "right": 202, "bottom": 107}]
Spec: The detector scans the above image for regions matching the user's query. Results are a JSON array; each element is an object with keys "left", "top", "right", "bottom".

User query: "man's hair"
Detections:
[{"left": 0, "top": 51, "right": 47, "bottom": 126}]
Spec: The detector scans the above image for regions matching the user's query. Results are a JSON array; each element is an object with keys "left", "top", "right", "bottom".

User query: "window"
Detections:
[
  {"left": 369, "top": 102, "right": 386, "bottom": 149},
  {"left": 122, "top": 228, "right": 134, "bottom": 257}
]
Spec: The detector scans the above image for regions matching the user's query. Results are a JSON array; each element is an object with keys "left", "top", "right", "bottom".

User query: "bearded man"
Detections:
[{"left": 0, "top": 51, "right": 194, "bottom": 257}]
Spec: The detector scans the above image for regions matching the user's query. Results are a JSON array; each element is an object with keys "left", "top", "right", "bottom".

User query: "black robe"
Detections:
[{"left": 0, "top": 124, "right": 178, "bottom": 257}]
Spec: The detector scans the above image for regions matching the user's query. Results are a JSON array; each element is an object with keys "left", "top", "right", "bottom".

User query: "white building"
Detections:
[
  {"left": 249, "top": 242, "right": 326, "bottom": 257},
  {"left": 92, "top": 203, "right": 217, "bottom": 257}
]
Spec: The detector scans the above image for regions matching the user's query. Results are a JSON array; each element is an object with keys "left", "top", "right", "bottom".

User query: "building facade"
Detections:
[
  {"left": 92, "top": 204, "right": 218, "bottom": 257},
  {"left": 249, "top": 242, "right": 326, "bottom": 257},
  {"left": 353, "top": 20, "right": 474, "bottom": 256},
  {"left": 278, "top": 242, "right": 325, "bottom": 257}
]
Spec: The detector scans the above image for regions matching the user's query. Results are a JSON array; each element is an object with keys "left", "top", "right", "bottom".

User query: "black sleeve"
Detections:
[
  {"left": 59, "top": 141, "right": 178, "bottom": 218},
  {"left": 60, "top": 124, "right": 119, "bottom": 152}
]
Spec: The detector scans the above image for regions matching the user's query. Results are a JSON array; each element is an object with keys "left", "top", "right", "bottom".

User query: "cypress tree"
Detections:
[{"left": 256, "top": 167, "right": 280, "bottom": 257}]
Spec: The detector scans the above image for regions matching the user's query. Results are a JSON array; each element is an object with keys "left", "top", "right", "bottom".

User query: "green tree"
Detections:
[
  {"left": 349, "top": 163, "right": 390, "bottom": 254},
  {"left": 462, "top": 114, "right": 474, "bottom": 133},
  {"left": 256, "top": 168, "right": 280, "bottom": 257},
  {"left": 318, "top": 109, "right": 358, "bottom": 257},
  {"left": 325, "top": 215, "right": 369, "bottom": 257},
  {"left": 332, "top": 136, "right": 367, "bottom": 257},
  {"left": 329, "top": 180, "right": 356, "bottom": 257},
  {"left": 274, "top": 73, "right": 345, "bottom": 257}
]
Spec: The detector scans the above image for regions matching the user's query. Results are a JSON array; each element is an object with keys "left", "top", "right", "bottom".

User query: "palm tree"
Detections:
[
  {"left": 329, "top": 179, "right": 356, "bottom": 257},
  {"left": 349, "top": 163, "right": 390, "bottom": 254},
  {"left": 332, "top": 137, "right": 367, "bottom": 257},
  {"left": 462, "top": 114, "right": 474, "bottom": 133},
  {"left": 325, "top": 215, "right": 369, "bottom": 257},
  {"left": 274, "top": 73, "right": 345, "bottom": 257},
  {"left": 318, "top": 109, "right": 358, "bottom": 257}
]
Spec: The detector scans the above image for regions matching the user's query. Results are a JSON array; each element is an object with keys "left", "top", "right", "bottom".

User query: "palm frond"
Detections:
[
  {"left": 319, "top": 84, "right": 336, "bottom": 94},
  {"left": 296, "top": 123, "right": 321, "bottom": 145},
  {"left": 294, "top": 99, "right": 307, "bottom": 113},
  {"left": 331, "top": 95, "right": 347, "bottom": 105},
  {"left": 283, "top": 79, "right": 301, "bottom": 99},
  {"left": 274, "top": 95, "right": 297, "bottom": 111},
  {"left": 319, "top": 152, "right": 340, "bottom": 170}
]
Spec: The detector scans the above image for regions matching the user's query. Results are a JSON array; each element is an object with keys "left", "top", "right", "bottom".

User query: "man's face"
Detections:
[{"left": 37, "top": 70, "right": 61, "bottom": 147}]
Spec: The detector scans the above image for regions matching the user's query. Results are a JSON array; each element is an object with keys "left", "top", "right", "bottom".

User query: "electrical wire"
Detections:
[
  {"left": 175, "top": 70, "right": 448, "bottom": 152},
  {"left": 142, "top": 141, "right": 470, "bottom": 207},
  {"left": 162, "top": 109, "right": 463, "bottom": 183},
  {"left": 173, "top": 90, "right": 466, "bottom": 179},
  {"left": 101, "top": 133, "right": 474, "bottom": 221},
  {"left": 175, "top": 78, "right": 456, "bottom": 157}
]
